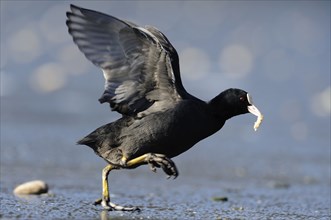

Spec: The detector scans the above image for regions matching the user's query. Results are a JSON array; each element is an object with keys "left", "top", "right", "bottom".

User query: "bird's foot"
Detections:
[
  {"left": 94, "top": 198, "right": 140, "bottom": 212},
  {"left": 146, "top": 153, "right": 179, "bottom": 179}
]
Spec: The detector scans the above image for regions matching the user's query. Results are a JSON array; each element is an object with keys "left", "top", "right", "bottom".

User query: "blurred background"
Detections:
[{"left": 1, "top": 0, "right": 330, "bottom": 193}]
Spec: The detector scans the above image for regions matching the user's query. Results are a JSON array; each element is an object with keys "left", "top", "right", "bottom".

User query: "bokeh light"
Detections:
[
  {"left": 30, "top": 62, "right": 67, "bottom": 93},
  {"left": 311, "top": 86, "right": 331, "bottom": 117},
  {"left": 219, "top": 44, "right": 253, "bottom": 79},
  {"left": 180, "top": 47, "right": 211, "bottom": 80},
  {"left": 8, "top": 25, "right": 42, "bottom": 64}
]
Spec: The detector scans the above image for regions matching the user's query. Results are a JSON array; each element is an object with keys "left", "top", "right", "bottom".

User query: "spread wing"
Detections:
[{"left": 66, "top": 4, "right": 193, "bottom": 116}]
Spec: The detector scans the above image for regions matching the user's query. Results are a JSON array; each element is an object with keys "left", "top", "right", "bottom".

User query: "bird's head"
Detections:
[{"left": 210, "top": 88, "right": 264, "bottom": 131}]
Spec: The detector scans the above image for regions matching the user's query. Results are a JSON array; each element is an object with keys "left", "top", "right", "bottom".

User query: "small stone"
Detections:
[
  {"left": 212, "top": 196, "right": 229, "bottom": 202},
  {"left": 232, "top": 206, "right": 244, "bottom": 211},
  {"left": 13, "top": 180, "right": 48, "bottom": 195}
]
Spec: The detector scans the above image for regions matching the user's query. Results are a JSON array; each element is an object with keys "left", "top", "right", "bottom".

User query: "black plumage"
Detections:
[{"left": 66, "top": 4, "right": 263, "bottom": 211}]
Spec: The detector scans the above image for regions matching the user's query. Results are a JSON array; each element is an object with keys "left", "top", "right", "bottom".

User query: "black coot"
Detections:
[{"left": 66, "top": 4, "right": 264, "bottom": 211}]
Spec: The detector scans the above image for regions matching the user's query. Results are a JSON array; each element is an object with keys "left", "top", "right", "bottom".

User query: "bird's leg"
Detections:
[
  {"left": 94, "top": 154, "right": 177, "bottom": 211},
  {"left": 124, "top": 153, "right": 179, "bottom": 179},
  {"left": 94, "top": 164, "right": 140, "bottom": 211}
]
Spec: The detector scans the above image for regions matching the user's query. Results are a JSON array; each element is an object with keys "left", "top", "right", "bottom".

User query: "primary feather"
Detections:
[{"left": 66, "top": 4, "right": 193, "bottom": 116}]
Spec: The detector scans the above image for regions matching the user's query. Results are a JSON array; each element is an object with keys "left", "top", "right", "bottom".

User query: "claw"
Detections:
[
  {"left": 107, "top": 201, "right": 140, "bottom": 212},
  {"left": 124, "top": 153, "right": 179, "bottom": 178},
  {"left": 94, "top": 198, "right": 102, "bottom": 205},
  {"left": 148, "top": 162, "right": 157, "bottom": 173},
  {"left": 94, "top": 198, "right": 140, "bottom": 212},
  {"left": 146, "top": 154, "right": 179, "bottom": 179}
]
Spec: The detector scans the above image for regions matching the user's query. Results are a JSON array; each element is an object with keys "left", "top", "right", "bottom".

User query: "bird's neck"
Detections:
[{"left": 208, "top": 98, "right": 234, "bottom": 121}]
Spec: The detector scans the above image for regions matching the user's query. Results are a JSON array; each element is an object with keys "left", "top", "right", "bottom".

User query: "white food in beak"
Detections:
[{"left": 247, "top": 94, "right": 264, "bottom": 131}]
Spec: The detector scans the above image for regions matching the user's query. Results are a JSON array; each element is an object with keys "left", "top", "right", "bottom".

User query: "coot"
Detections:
[{"left": 66, "top": 4, "right": 263, "bottom": 211}]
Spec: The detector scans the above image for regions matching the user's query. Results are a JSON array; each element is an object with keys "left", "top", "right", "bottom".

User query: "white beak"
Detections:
[{"left": 248, "top": 105, "right": 262, "bottom": 117}]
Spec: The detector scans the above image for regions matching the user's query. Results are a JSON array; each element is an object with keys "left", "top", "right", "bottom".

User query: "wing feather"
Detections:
[{"left": 66, "top": 4, "right": 191, "bottom": 116}]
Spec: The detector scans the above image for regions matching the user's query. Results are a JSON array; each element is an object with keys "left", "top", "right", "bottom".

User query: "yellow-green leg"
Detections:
[
  {"left": 94, "top": 153, "right": 178, "bottom": 211},
  {"left": 101, "top": 164, "right": 112, "bottom": 207},
  {"left": 94, "top": 164, "right": 140, "bottom": 211}
]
